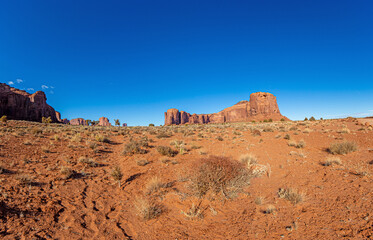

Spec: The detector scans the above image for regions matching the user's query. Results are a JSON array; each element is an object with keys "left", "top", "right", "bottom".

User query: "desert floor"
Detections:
[{"left": 0, "top": 119, "right": 372, "bottom": 239}]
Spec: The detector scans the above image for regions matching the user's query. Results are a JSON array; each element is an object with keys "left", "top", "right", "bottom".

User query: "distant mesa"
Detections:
[
  {"left": 164, "top": 92, "right": 289, "bottom": 125},
  {"left": 99, "top": 117, "right": 111, "bottom": 126},
  {"left": 0, "top": 83, "right": 60, "bottom": 122},
  {"left": 70, "top": 118, "right": 88, "bottom": 126}
]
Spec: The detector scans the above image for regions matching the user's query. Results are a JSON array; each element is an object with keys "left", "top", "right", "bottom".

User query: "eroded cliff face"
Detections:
[
  {"left": 164, "top": 92, "right": 289, "bottom": 125},
  {"left": 0, "top": 83, "right": 59, "bottom": 122},
  {"left": 70, "top": 118, "right": 87, "bottom": 126}
]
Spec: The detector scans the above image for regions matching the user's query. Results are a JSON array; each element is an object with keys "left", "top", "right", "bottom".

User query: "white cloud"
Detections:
[
  {"left": 27, "top": 88, "right": 34, "bottom": 91},
  {"left": 49, "top": 90, "right": 54, "bottom": 94},
  {"left": 8, "top": 81, "right": 14, "bottom": 85},
  {"left": 16, "top": 79, "right": 23, "bottom": 83},
  {"left": 41, "top": 85, "right": 49, "bottom": 89},
  {"left": 50, "top": 86, "right": 55, "bottom": 89}
]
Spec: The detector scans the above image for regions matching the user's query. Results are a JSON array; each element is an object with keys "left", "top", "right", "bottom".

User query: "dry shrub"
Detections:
[
  {"left": 60, "top": 167, "right": 74, "bottom": 179},
  {"left": 181, "top": 202, "right": 204, "bottom": 219},
  {"left": 145, "top": 176, "right": 163, "bottom": 194},
  {"left": 239, "top": 154, "right": 257, "bottom": 167},
  {"left": 329, "top": 141, "right": 357, "bottom": 155},
  {"left": 189, "top": 156, "right": 252, "bottom": 199},
  {"left": 122, "top": 141, "right": 147, "bottom": 156},
  {"left": 262, "top": 127, "right": 274, "bottom": 132},
  {"left": 78, "top": 157, "right": 98, "bottom": 167},
  {"left": 278, "top": 188, "right": 304, "bottom": 205},
  {"left": 134, "top": 197, "right": 162, "bottom": 220},
  {"left": 157, "top": 146, "right": 178, "bottom": 157},
  {"left": 111, "top": 166, "right": 123, "bottom": 182},
  {"left": 95, "top": 134, "right": 110, "bottom": 143},
  {"left": 288, "top": 140, "right": 305, "bottom": 148},
  {"left": 322, "top": 156, "right": 342, "bottom": 166}
]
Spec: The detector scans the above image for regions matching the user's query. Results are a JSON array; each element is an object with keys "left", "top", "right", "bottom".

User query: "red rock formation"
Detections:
[
  {"left": 0, "top": 83, "right": 59, "bottom": 122},
  {"left": 164, "top": 92, "right": 289, "bottom": 125},
  {"left": 62, "top": 119, "right": 70, "bottom": 124},
  {"left": 99, "top": 117, "right": 111, "bottom": 126},
  {"left": 70, "top": 118, "right": 87, "bottom": 126},
  {"left": 56, "top": 112, "right": 62, "bottom": 122}
]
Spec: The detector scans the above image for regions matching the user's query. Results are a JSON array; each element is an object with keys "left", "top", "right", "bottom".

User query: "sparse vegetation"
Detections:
[
  {"left": 157, "top": 146, "right": 178, "bottom": 157},
  {"left": 181, "top": 202, "right": 204, "bottom": 219},
  {"left": 78, "top": 157, "right": 98, "bottom": 167},
  {"left": 42, "top": 116, "right": 52, "bottom": 124},
  {"left": 0, "top": 115, "right": 7, "bottom": 123},
  {"left": 95, "top": 134, "right": 110, "bottom": 143},
  {"left": 111, "top": 166, "right": 123, "bottom": 187},
  {"left": 278, "top": 188, "right": 304, "bottom": 205},
  {"left": 329, "top": 141, "right": 357, "bottom": 155},
  {"left": 145, "top": 176, "right": 163, "bottom": 194},
  {"left": 322, "top": 156, "right": 342, "bottom": 166},
  {"left": 288, "top": 140, "right": 305, "bottom": 148},
  {"left": 123, "top": 140, "right": 147, "bottom": 156},
  {"left": 134, "top": 197, "right": 162, "bottom": 220},
  {"left": 189, "top": 156, "right": 252, "bottom": 199}
]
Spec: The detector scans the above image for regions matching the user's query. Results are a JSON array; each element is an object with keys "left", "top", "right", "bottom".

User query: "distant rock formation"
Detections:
[
  {"left": 122, "top": 123, "right": 127, "bottom": 127},
  {"left": 56, "top": 111, "right": 62, "bottom": 122},
  {"left": 99, "top": 117, "right": 111, "bottom": 126},
  {"left": 70, "top": 118, "right": 87, "bottom": 126},
  {"left": 61, "top": 118, "right": 70, "bottom": 124},
  {"left": 165, "top": 92, "right": 289, "bottom": 125},
  {"left": 0, "top": 83, "right": 59, "bottom": 122}
]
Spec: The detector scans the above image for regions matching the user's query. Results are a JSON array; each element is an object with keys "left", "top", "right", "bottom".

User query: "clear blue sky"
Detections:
[{"left": 1, "top": 0, "right": 372, "bottom": 126}]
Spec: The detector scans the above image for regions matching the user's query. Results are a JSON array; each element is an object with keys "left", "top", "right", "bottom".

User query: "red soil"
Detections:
[{"left": 0, "top": 119, "right": 372, "bottom": 239}]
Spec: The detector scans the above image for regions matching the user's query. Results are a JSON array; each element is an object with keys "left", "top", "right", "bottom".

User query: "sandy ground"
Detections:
[{"left": 0, "top": 118, "right": 372, "bottom": 239}]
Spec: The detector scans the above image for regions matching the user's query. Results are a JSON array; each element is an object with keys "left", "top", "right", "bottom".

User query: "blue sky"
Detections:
[{"left": 1, "top": 0, "right": 372, "bottom": 126}]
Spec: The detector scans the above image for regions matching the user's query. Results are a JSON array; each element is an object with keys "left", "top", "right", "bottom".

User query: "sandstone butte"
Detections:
[
  {"left": 0, "top": 83, "right": 59, "bottom": 122},
  {"left": 164, "top": 92, "right": 289, "bottom": 125},
  {"left": 99, "top": 117, "right": 111, "bottom": 126}
]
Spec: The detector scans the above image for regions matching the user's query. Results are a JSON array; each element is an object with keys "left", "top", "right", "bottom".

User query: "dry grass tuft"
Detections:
[
  {"left": 60, "top": 166, "right": 74, "bottom": 179},
  {"left": 78, "top": 157, "right": 98, "bottom": 167},
  {"left": 157, "top": 146, "right": 178, "bottom": 157},
  {"left": 322, "top": 156, "right": 342, "bottom": 166},
  {"left": 329, "top": 141, "right": 357, "bottom": 155},
  {"left": 181, "top": 202, "right": 204, "bottom": 219},
  {"left": 278, "top": 188, "right": 305, "bottom": 205},
  {"left": 239, "top": 154, "right": 258, "bottom": 168},
  {"left": 134, "top": 197, "right": 162, "bottom": 220},
  {"left": 122, "top": 141, "right": 147, "bottom": 156},
  {"left": 145, "top": 176, "right": 163, "bottom": 194}
]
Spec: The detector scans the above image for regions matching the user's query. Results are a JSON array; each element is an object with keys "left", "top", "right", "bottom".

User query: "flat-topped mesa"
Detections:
[
  {"left": 164, "top": 92, "right": 289, "bottom": 125},
  {"left": 70, "top": 118, "right": 87, "bottom": 126},
  {"left": 0, "top": 83, "right": 60, "bottom": 122}
]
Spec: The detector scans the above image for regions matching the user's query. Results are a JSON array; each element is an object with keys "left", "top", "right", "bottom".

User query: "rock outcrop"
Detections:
[
  {"left": 0, "top": 83, "right": 59, "bottom": 122},
  {"left": 70, "top": 118, "right": 87, "bottom": 126},
  {"left": 165, "top": 92, "right": 289, "bottom": 125},
  {"left": 61, "top": 118, "right": 70, "bottom": 124},
  {"left": 99, "top": 117, "right": 111, "bottom": 126}
]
